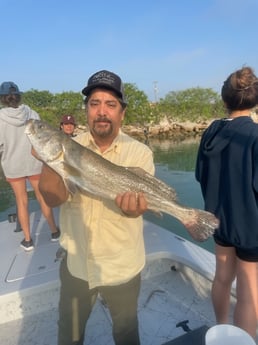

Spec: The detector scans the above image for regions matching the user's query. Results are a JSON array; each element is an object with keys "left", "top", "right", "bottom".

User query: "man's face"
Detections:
[{"left": 86, "top": 89, "right": 125, "bottom": 139}]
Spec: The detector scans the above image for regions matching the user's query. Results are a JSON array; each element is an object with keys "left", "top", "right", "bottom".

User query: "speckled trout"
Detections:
[{"left": 25, "top": 119, "right": 218, "bottom": 242}]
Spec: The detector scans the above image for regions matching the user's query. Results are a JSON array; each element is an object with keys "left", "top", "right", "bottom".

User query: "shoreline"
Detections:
[{"left": 122, "top": 120, "right": 211, "bottom": 141}]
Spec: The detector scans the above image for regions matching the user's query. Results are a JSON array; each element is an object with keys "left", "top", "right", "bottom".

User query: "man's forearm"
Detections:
[{"left": 39, "top": 164, "right": 69, "bottom": 207}]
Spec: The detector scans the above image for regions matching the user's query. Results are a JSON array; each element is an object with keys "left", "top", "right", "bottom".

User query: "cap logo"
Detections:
[{"left": 91, "top": 71, "right": 116, "bottom": 87}]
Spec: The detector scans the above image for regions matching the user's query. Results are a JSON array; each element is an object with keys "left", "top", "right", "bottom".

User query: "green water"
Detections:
[
  {"left": 0, "top": 138, "right": 215, "bottom": 253},
  {"left": 144, "top": 138, "right": 215, "bottom": 253}
]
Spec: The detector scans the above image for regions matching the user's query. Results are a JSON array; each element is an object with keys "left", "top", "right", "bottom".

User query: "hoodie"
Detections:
[
  {"left": 195, "top": 116, "right": 258, "bottom": 249},
  {"left": 0, "top": 104, "right": 42, "bottom": 178}
]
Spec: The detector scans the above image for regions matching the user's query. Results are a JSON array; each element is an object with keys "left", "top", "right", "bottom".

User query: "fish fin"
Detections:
[
  {"left": 61, "top": 163, "right": 82, "bottom": 194},
  {"left": 62, "top": 163, "right": 82, "bottom": 177},
  {"left": 126, "top": 167, "right": 178, "bottom": 201},
  {"left": 64, "top": 179, "right": 78, "bottom": 194},
  {"left": 182, "top": 209, "right": 219, "bottom": 242}
]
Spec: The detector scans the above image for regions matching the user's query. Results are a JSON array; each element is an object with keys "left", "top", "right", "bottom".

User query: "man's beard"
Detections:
[{"left": 92, "top": 120, "right": 113, "bottom": 138}]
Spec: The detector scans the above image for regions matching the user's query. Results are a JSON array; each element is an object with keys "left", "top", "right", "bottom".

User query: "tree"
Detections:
[
  {"left": 23, "top": 89, "right": 84, "bottom": 126},
  {"left": 124, "top": 83, "right": 151, "bottom": 125},
  {"left": 50, "top": 91, "right": 84, "bottom": 125},
  {"left": 23, "top": 89, "right": 53, "bottom": 108},
  {"left": 158, "top": 87, "right": 225, "bottom": 121}
]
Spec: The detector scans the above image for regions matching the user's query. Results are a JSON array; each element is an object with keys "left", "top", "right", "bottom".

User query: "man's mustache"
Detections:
[{"left": 94, "top": 118, "right": 112, "bottom": 123}]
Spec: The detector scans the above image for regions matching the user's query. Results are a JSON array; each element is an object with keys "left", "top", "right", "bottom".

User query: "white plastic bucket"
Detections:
[{"left": 205, "top": 324, "right": 256, "bottom": 345}]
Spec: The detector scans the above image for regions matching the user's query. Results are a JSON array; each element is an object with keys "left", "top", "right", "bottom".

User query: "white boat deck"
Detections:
[{"left": 0, "top": 209, "right": 251, "bottom": 345}]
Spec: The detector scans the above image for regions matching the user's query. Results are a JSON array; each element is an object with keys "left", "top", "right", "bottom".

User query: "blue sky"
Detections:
[{"left": 2, "top": 0, "right": 258, "bottom": 101}]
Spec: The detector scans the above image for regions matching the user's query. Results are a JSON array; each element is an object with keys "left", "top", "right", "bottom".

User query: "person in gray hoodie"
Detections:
[
  {"left": 0, "top": 81, "right": 60, "bottom": 251},
  {"left": 195, "top": 67, "right": 258, "bottom": 339}
]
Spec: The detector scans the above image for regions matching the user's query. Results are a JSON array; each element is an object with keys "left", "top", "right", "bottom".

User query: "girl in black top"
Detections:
[{"left": 196, "top": 66, "right": 258, "bottom": 338}]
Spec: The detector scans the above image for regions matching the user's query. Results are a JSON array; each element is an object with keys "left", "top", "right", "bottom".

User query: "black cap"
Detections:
[{"left": 82, "top": 70, "right": 127, "bottom": 105}]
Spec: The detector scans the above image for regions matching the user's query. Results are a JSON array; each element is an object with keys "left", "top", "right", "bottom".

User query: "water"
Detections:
[
  {"left": 144, "top": 138, "right": 215, "bottom": 253},
  {"left": 0, "top": 138, "right": 215, "bottom": 253}
]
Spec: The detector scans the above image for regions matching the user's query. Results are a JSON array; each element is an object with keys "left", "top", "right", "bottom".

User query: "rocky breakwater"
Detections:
[{"left": 122, "top": 119, "right": 214, "bottom": 141}]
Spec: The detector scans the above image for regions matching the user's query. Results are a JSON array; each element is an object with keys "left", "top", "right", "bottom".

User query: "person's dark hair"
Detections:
[
  {"left": 221, "top": 66, "right": 258, "bottom": 112},
  {"left": 83, "top": 90, "right": 127, "bottom": 110},
  {"left": 0, "top": 93, "right": 21, "bottom": 108}
]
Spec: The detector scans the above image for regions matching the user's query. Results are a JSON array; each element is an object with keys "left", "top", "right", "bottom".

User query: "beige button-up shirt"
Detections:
[{"left": 59, "top": 130, "right": 154, "bottom": 289}]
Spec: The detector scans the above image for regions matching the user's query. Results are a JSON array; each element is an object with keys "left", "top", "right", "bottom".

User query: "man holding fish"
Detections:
[
  {"left": 36, "top": 70, "right": 154, "bottom": 345},
  {"left": 28, "top": 70, "right": 218, "bottom": 344}
]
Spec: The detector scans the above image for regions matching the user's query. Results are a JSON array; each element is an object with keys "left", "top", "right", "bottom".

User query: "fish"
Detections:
[{"left": 25, "top": 119, "right": 219, "bottom": 242}]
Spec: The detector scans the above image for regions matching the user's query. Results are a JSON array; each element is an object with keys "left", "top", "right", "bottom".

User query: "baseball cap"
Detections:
[
  {"left": 82, "top": 70, "right": 127, "bottom": 105},
  {"left": 60, "top": 115, "right": 76, "bottom": 125},
  {"left": 0, "top": 81, "right": 22, "bottom": 95}
]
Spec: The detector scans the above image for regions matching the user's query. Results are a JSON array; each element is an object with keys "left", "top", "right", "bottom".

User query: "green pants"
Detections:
[{"left": 58, "top": 254, "right": 141, "bottom": 345}]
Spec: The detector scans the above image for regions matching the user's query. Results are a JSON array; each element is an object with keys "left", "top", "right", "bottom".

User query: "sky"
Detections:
[{"left": 1, "top": 0, "right": 258, "bottom": 101}]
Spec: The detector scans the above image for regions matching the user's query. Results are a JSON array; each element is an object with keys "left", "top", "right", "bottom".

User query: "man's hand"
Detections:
[{"left": 115, "top": 192, "right": 148, "bottom": 217}]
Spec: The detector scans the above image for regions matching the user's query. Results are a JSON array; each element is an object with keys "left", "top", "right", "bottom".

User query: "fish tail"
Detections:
[{"left": 181, "top": 209, "right": 219, "bottom": 242}]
